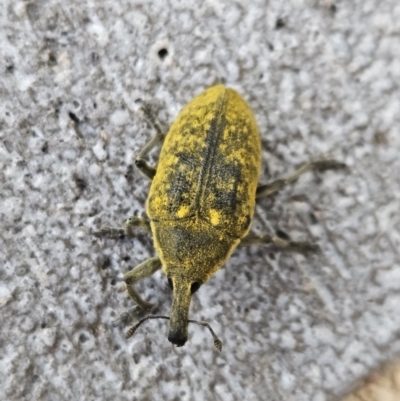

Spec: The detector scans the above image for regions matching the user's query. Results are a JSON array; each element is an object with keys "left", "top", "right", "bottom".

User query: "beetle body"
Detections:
[
  {"left": 147, "top": 85, "right": 261, "bottom": 345},
  {"left": 95, "top": 84, "right": 345, "bottom": 349}
]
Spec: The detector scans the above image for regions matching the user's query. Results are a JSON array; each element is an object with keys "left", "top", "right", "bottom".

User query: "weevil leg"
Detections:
[
  {"left": 135, "top": 102, "right": 165, "bottom": 180},
  {"left": 124, "top": 214, "right": 152, "bottom": 236},
  {"left": 92, "top": 226, "right": 125, "bottom": 239},
  {"left": 239, "top": 233, "right": 319, "bottom": 253},
  {"left": 256, "top": 160, "right": 346, "bottom": 198},
  {"left": 124, "top": 256, "right": 162, "bottom": 311},
  {"left": 92, "top": 215, "right": 151, "bottom": 239}
]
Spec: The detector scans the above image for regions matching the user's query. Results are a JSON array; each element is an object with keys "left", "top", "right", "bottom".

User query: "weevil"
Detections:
[{"left": 94, "top": 85, "right": 345, "bottom": 351}]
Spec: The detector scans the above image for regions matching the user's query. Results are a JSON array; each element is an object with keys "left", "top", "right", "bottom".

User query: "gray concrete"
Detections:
[{"left": 1, "top": 1, "right": 399, "bottom": 400}]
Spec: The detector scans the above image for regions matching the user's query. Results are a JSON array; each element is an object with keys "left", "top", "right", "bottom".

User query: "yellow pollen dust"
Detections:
[
  {"left": 176, "top": 205, "right": 190, "bottom": 218},
  {"left": 209, "top": 209, "right": 220, "bottom": 225}
]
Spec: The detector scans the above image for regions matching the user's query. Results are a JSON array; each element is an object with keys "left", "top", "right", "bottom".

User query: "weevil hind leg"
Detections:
[
  {"left": 92, "top": 215, "right": 151, "bottom": 239},
  {"left": 239, "top": 232, "right": 319, "bottom": 254},
  {"left": 256, "top": 159, "right": 346, "bottom": 199},
  {"left": 123, "top": 256, "right": 162, "bottom": 311},
  {"left": 135, "top": 101, "right": 166, "bottom": 180}
]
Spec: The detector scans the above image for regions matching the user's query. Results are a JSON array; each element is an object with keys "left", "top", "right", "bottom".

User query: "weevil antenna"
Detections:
[
  {"left": 188, "top": 318, "right": 223, "bottom": 352},
  {"left": 125, "top": 315, "right": 169, "bottom": 339},
  {"left": 125, "top": 314, "right": 222, "bottom": 351}
]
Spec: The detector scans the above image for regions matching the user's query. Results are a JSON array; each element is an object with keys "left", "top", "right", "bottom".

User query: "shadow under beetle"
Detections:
[{"left": 94, "top": 85, "right": 345, "bottom": 351}]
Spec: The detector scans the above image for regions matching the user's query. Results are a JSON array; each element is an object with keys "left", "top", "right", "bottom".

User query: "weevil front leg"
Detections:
[
  {"left": 124, "top": 256, "right": 162, "bottom": 311},
  {"left": 256, "top": 159, "right": 346, "bottom": 198},
  {"left": 239, "top": 233, "right": 319, "bottom": 253},
  {"left": 92, "top": 214, "right": 151, "bottom": 239},
  {"left": 135, "top": 101, "right": 165, "bottom": 180}
]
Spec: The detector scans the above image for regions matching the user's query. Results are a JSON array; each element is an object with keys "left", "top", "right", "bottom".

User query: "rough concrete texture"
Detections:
[{"left": 1, "top": 0, "right": 399, "bottom": 400}]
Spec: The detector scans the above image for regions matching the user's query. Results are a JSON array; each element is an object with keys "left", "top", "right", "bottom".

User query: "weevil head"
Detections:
[{"left": 166, "top": 273, "right": 202, "bottom": 347}]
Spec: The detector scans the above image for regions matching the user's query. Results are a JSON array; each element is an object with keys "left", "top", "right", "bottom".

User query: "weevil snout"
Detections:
[
  {"left": 167, "top": 275, "right": 202, "bottom": 347},
  {"left": 124, "top": 270, "right": 221, "bottom": 350},
  {"left": 168, "top": 328, "right": 188, "bottom": 347}
]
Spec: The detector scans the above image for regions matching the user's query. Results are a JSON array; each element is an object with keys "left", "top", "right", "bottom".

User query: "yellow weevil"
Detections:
[{"left": 94, "top": 85, "right": 345, "bottom": 351}]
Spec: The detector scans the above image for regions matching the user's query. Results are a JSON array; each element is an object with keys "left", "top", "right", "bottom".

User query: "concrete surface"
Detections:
[{"left": 1, "top": 0, "right": 399, "bottom": 400}]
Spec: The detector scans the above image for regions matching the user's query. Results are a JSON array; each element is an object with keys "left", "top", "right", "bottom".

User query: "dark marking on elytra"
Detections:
[{"left": 166, "top": 152, "right": 198, "bottom": 214}]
